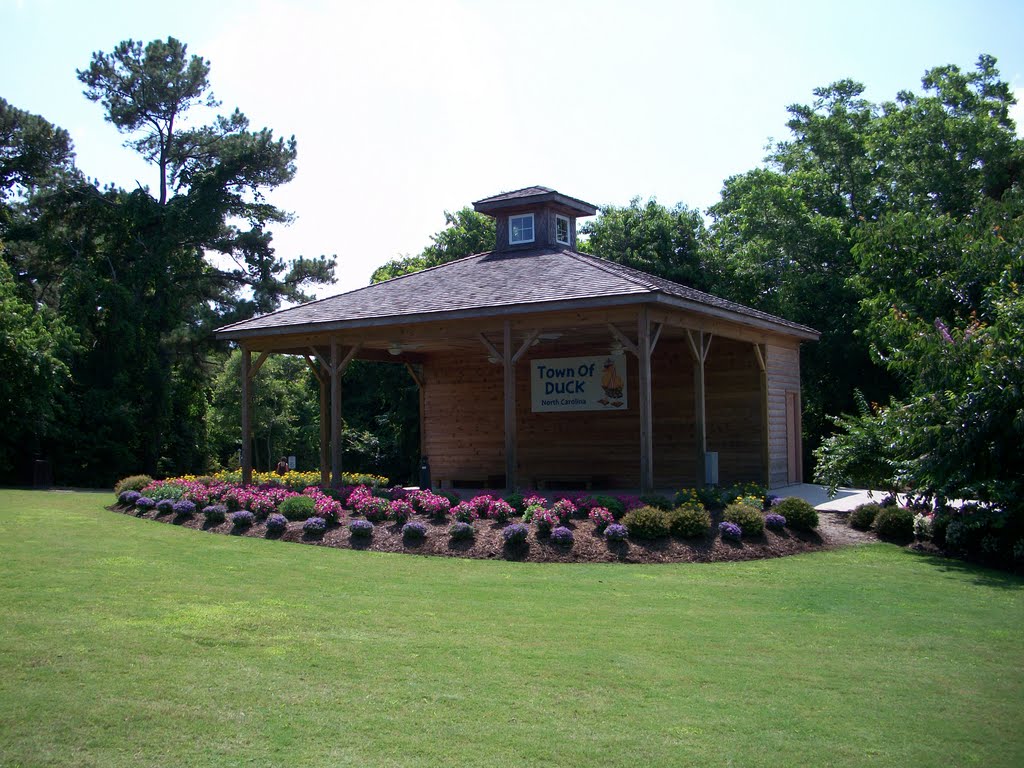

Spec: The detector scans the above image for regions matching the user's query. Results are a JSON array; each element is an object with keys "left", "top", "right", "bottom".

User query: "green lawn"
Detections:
[{"left": 1, "top": 489, "right": 1022, "bottom": 767}]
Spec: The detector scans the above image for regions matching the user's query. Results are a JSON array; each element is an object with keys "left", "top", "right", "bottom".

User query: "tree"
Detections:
[
  {"left": 578, "top": 197, "right": 714, "bottom": 290},
  {"left": 0, "top": 98, "right": 75, "bottom": 205},
  {"left": 0, "top": 257, "right": 76, "bottom": 480},
  {"left": 371, "top": 207, "right": 494, "bottom": 283}
]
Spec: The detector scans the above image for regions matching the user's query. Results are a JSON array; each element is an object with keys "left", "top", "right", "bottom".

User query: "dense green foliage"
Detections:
[
  {"left": 666, "top": 504, "right": 712, "bottom": 538},
  {"left": 873, "top": 507, "right": 915, "bottom": 542},
  {"left": 723, "top": 501, "right": 765, "bottom": 536},
  {"left": 4, "top": 490, "right": 1024, "bottom": 767},
  {"left": 848, "top": 503, "right": 881, "bottom": 531},
  {"left": 0, "top": 38, "right": 334, "bottom": 486},
  {"left": 620, "top": 505, "right": 671, "bottom": 539},
  {"left": 772, "top": 497, "right": 819, "bottom": 531}
]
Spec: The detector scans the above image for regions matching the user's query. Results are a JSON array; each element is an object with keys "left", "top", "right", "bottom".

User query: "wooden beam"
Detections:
[
  {"left": 303, "top": 354, "right": 324, "bottom": 383},
  {"left": 241, "top": 348, "right": 253, "bottom": 485},
  {"left": 335, "top": 343, "right": 362, "bottom": 376},
  {"left": 308, "top": 346, "right": 328, "bottom": 371},
  {"left": 606, "top": 323, "right": 639, "bottom": 357},
  {"left": 753, "top": 343, "right": 766, "bottom": 372},
  {"left": 638, "top": 308, "right": 654, "bottom": 494},
  {"left": 503, "top": 320, "right": 517, "bottom": 490},
  {"left": 650, "top": 322, "right": 663, "bottom": 355},
  {"left": 404, "top": 362, "right": 423, "bottom": 389},
  {"left": 248, "top": 350, "right": 270, "bottom": 379},
  {"left": 478, "top": 332, "right": 501, "bottom": 362},
  {"left": 511, "top": 329, "right": 540, "bottom": 364},
  {"left": 330, "top": 340, "right": 343, "bottom": 487}
]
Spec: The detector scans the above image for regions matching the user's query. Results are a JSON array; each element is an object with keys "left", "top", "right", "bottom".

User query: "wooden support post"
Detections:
[
  {"left": 405, "top": 363, "right": 426, "bottom": 457},
  {"left": 240, "top": 348, "right": 253, "bottom": 485},
  {"left": 638, "top": 308, "right": 654, "bottom": 494},
  {"left": 319, "top": 374, "right": 329, "bottom": 488},
  {"left": 753, "top": 344, "right": 770, "bottom": 487},
  {"left": 503, "top": 320, "right": 517, "bottom": 491},
  {"left": 686, "top": 330, "right": 712, "bottom": 487},
  {"left": 330, "top": 340, "right": 343, "bottom": 487}
]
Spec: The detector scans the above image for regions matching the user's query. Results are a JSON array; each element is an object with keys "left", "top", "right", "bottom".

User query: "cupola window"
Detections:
[
  {"left": 509, "top": 213, "right": 535, "bottom": 245},
  {"left": 555, "top": 214, "right": 571, "bottom": 245}
]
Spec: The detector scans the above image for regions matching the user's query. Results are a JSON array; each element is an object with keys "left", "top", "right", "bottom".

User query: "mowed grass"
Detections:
[{"left": 1, "top": 490, "right": 1022, "bottom": 767}]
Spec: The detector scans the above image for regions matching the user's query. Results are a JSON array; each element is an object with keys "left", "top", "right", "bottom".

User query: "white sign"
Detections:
[
  {"left": 288, "top": 455, "right": 296, "bottom": 470},
  {"left": 530, "top": 355, "right": 628, "bottom": 412}
]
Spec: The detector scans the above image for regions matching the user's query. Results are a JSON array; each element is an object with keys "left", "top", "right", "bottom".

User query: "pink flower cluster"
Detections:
[
  {"left": 303, "top": 486, "right": 343, "bottom": 523},
  {"left": 551, "top": 498, "right": 577, "bottom": 524},
  {"left": 408, "top": 489, "right": 452, "bottom": 517},
  {"left": 588, "top": 506, "right": 615, "bottom": 531}
]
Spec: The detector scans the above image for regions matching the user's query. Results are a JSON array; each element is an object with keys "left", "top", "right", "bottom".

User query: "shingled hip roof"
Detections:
[{"left": 214, "top": 247, "right": 819, "bottom": 340}]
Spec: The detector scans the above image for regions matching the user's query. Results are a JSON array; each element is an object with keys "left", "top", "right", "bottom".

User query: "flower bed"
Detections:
[{"left": 112, "top": 477, "right": 859, "bottom": 565}]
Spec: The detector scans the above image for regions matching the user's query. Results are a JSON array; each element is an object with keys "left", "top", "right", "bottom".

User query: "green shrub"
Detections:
[
  {"left": 620, "top": 506, "right": 671, "bottom": 539},
  {"left": 849, "top": 503, "right": 881, "bottom": 531},
  {"left": 639, "top": 494, "right": 673, "bottom": 511},
  {"left": 278, "top": 495, "right": 316, "bottom": 521},
  {"left": 723, "top": 502, "right": 764, "bottom": 536},
  {"left": 874, "top": 506, "right": 914, "bottom": 542},
  {"left": 773, "top": 497, "right": 819, "bottom": 530},
  {"left": 667, "top": 504, "right": 711, "bottom": 538},
  {"left": 114, "top": 475, "right": 153, "bottom": 495}
]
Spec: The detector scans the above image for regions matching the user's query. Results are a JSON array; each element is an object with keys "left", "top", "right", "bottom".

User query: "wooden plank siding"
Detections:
[
  {"left": 421, "top": 336, "right": 765, "bottom": 490},
  {"left": 765, "top": 343, "right": 802, "bottom": 488}
]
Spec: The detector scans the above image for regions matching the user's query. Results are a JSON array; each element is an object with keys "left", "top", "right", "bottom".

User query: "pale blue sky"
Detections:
[{"left": 2, "top": 0, "right": 1022, "bottom": 294}]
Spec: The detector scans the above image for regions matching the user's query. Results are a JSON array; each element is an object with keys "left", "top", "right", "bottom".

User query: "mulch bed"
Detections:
[{"left": 111, "top": 505, "right": 877, "bottom": 564}]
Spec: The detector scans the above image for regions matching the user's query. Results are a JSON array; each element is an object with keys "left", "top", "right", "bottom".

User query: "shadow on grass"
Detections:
[{"left": 906, "top": 548, "right": 1024, "bottom": 590}]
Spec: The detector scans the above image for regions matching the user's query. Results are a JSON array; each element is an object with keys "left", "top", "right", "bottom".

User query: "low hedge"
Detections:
[
  {"left": 874, "top": 507, "right": 914, "bottom": 542},
  {"left": 620, "top": 506, "right": 671, "bottom": 539},
  {"left": 723, "top": 502, "right": 764, "bottom": 537},
  {"left": 279, "top": 495, "right": 316, "bottom": 521},
  {"left": 773, "top": 497, "right": 819, "bottom": 530},
  {"left": 849, "top": 503, "right": 881, "bottom": 531},
  {"left": 667, "top": 504, "right": 711, "bottom": 538}
]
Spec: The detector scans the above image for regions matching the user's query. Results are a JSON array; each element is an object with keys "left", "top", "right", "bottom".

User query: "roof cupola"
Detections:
[{"left": 472, "top": 186, "right": 597, "bottom": 253}]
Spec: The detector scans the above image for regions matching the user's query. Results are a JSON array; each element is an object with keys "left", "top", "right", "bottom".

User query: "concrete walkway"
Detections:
[{"left": 771, "top": 483, "right": 888, "bottom": 512}]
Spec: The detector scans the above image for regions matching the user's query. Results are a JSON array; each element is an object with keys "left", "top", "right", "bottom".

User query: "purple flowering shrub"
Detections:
[
  {"left": 349, "top": 519, "right": 374, "bottom": 537},
  {"left": 588, "top": 506, "right": 615, "bottom": 532},
  {"left": 550, "top": 526, "right": 574, "bottom": 546},
  {"left": 764, "top": 513, "right": 787, "bottom": 530},
  {"left": 303, "top": 516, "right": 327, "bottom": 533},
  {"left": 265, "top": 513, "right": 288, "bottom": 533},
  {"left": 388, "top": 485, "right": 409, "bottom": 501},
  {"left": 604, "top": 523, "right": 628, "bottom": 541},
  {"left": 155, "top": 499, "right": 175, "bottom": 515},
  {"left": 135, "top": 497, "right": 156, "bottom": 512},
  {"left": 449, "top": 521, "right": 475, "bottom": 540},
  {"left": 389, "top": 499, "right": 414, "bottom": 524},
  {"left": 203, "top": 504, "right": 227, "bottom": 523},
  {"left": 502, "top": 523, "right": 529, "bottom": 545},
  {"left": 451, "top": 502, "right": 479, "bottom": 524},
  {"left": 172, "top": 499, "right": 196, "bottom": 517},
  {"left": 118, "top": 490, "right": 142, "bottom": 507},
  {"left": 402, "top": 520, "right": 428, "bottom": 540},
  {"left": 719, "top": 521, "right": 743, "bottom": 541},
  {"left": 231, "top": 510, "right": 255, "bottom": 528}
]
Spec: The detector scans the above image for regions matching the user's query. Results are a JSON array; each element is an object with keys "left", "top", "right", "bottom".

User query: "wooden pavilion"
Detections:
[{"left": 214, "top": 186, "right": 819, "bottom": 494}]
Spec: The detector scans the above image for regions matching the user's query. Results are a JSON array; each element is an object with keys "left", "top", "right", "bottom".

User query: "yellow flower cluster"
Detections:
[{"left": 172, "top": 469, "right": 390, "bottom": 489}]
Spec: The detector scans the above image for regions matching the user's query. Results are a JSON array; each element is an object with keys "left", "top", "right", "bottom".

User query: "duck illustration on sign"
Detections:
[{"left": 598, "top": 357, "right": 625, "bottom": 408}]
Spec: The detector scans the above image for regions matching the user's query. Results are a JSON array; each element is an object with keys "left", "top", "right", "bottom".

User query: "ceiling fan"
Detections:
[{"left": 387, "top": 342, "right": 425, "bottom": 356}]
